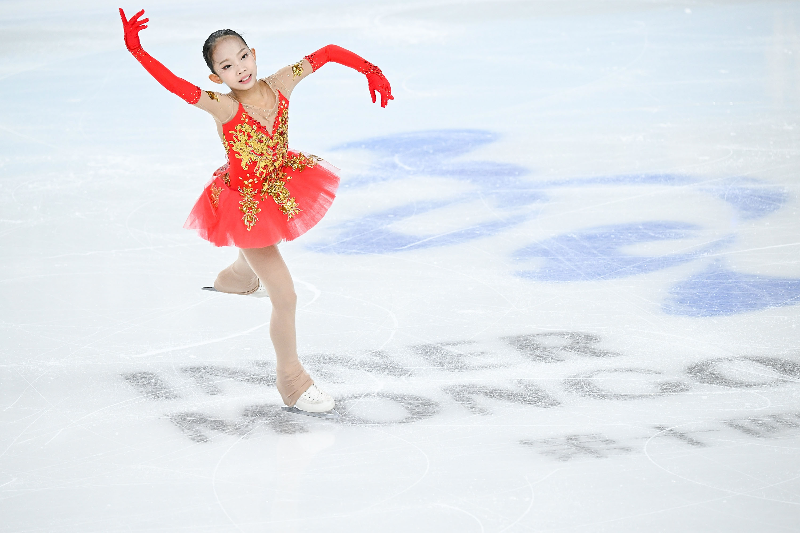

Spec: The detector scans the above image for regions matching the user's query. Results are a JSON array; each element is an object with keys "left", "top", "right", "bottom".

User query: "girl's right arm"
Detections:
[{"left": 119, "top": 8, "right": 234, "bottom": 123}]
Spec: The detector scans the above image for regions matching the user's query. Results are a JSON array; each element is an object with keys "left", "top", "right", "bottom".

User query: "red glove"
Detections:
[
  {"left": 119, "top": 8, "right": 201, "bottom": 104},
  {"left": 305, "top": 45, "right": 394, "bottom": 108}
]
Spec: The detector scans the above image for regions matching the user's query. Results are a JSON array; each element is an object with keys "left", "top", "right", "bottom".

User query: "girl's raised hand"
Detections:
[
  {"left": 118, "top": 8, "right": 201, "bottom": 105},
  {"left": 119, "top": 8, "right": 149, "bottom": 51},
  {"left": 365, "top": 68, "right": 394, "bottom": 108}
]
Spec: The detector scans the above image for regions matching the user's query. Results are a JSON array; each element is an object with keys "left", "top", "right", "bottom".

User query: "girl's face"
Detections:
[{"left": 209, "top": 36, "right": 257, "bottom": 89}]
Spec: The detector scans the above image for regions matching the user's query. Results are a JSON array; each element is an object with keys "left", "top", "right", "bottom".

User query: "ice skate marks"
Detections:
[{"left": 282, "top": 406, "right": 341, "bottom": 420}]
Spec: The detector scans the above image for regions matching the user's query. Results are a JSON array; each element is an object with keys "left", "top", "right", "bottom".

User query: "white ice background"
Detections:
[{"left": 2, "top": 0, "right": 800, "bottom": 531}]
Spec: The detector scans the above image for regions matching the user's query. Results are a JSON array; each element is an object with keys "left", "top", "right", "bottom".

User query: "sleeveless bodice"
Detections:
[{"left": 217, "top": 89, "right": 320, "bottom": 231}]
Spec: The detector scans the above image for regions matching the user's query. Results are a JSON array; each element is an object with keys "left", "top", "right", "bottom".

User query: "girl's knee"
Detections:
[{"left": 271, "top": 288, "right": 297, "bottom": 311}]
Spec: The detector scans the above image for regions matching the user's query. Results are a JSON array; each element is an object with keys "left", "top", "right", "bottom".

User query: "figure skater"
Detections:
[{"left": 119, "top": 8, "right": 393, "bottom": 414}]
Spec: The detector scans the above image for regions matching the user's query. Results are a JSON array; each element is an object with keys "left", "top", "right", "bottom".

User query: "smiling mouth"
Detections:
[{"left": 239, "top": 74, "right": 252, "bottom": 83}]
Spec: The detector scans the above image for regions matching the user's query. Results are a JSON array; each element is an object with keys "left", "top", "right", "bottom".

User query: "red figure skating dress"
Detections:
[{"left": 184, "top": 77, "right": 339, "bottom": 248}]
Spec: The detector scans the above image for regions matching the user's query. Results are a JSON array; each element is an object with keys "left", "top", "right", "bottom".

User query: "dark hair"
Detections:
[{"left": 202, "top": 29, "right": 248, "bottom": 73}]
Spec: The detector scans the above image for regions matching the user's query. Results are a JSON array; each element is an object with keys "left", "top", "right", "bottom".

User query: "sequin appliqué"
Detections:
[
  {"left": 238, "top": 180, "right": 261, "bottom": 231},
  {"left": 287, "top": 153, "right": 321, "bottom": 171},
  {"left": 262, "top": 179, "right": 300, "bottom": 218},
  {"left": 206, "top": 90, "right": 220, "bottom": 102},
  {"left": 291, "top": 60, "right": 304, "bottom": 79},
  {"left": 209, "top": 182, "right": 223, "bottom": 210},
  {"left": 228, "top": 116, "right": 284, "bottom": 177}
]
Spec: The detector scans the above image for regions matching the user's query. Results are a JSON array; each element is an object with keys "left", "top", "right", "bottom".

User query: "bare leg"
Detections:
[
  {"left": 241, "top": 246, "right": 312, "bottom": 406},
  {"left": 213, "top": 250, "right": 260, "bottom": 295}
]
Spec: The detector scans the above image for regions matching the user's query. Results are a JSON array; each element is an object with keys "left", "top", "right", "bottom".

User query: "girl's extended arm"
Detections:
[
  {"left": 119, "top": 8, "right": 200, "bottom": 103},
  {"left": 119, "top": 8, "right": 231, "bottom": 120},
  {"left": 304, "top": 45, "right": 394, "bottom": 108}
]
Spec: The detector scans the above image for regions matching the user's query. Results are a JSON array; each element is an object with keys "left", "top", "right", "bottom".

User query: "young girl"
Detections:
[{"left": 119, "top": 8, "right": 393, "bottom": 413}]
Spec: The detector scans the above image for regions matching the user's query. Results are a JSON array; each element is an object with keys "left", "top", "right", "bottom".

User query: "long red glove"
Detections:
[
  {"left": 119, "top": 8, "right": 201, "bottom": 104},
  {"left": 305, "top": 45, "right": 394, "bottom": 108}
]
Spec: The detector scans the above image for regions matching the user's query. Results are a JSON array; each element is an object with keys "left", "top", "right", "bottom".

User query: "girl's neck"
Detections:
[{"left": 230, "top": 80, "right": 271, "bottom": 108}]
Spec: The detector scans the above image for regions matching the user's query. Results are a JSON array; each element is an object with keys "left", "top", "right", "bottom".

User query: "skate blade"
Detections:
[
  {"left": 201, "top": 286, "right": 269, "bottom": 297},
  {"left": 282, "top": 406, "right": 341, "bottom": 420}
]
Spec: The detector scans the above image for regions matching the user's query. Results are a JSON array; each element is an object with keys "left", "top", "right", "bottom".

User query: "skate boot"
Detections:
[
  {"left": 211, "top": 250, "right": 260, "bottom": 295},
  {"left": 294, "top": 384, "right": 335, "bottom": 413}
]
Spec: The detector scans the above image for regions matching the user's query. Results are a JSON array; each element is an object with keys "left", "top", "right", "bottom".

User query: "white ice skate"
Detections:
[
  {"left": 284, "top": 384, "right": 338, "bottom": 419},
  {"left": 295, "top": 384, "right": 335, "bottom": 412}
]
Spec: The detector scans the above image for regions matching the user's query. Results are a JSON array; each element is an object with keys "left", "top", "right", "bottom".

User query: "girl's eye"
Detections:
[
  {"left": 242, "top": 53, "right": 248, "bottom": 59},
  {"left": 221, "top": 65, "right": 230, "bottom": 70}
]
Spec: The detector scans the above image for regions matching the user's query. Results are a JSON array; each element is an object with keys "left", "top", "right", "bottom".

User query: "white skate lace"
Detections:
[{"left": 299, "top": 385, "right": 328, "bottom": 404}]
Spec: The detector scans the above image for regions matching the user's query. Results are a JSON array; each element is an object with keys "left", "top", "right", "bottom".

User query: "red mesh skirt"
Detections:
[{"left": 184, "top": 154, "right": 340, "bottom": 248}]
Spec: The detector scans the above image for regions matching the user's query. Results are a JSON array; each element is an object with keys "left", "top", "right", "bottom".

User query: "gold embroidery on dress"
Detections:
[
  {"left": 285, "top": 153, "right": 321, "bottom": 171},
  {"left": 291, "top": 60, "right": 304, "bottom": 79},
  {"left": 238, "top": 180, "right": 261, "bottom": 231},
  {"left": 221, "top": 172, "right": 231, "bottom": 186},
  {"left": 226, "top": 98, "right": 319, "bottom": 226},
  {"left": 228, "top": 115, "right": 283, "bottom": 177},
  {"left": 206, "top": 90, "right": 219, "bottom": 101},
  {"left": 210, "top": 182, "right": 223, "bottom": 209},
  {"left": 262, "top": 179, "right": 300, "bottom": 218}
]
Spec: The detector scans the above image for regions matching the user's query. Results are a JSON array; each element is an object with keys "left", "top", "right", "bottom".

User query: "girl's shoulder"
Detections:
[
  {"left": 196, "top": 89, "right": 239, "bottom": 125},
  {"left": 204, "top": 89, "right": 236, "bottom": 102},
  {"left": 260, "top": 72, "right": 281, "bottom": 88},
  {"left": 264, "top": 60, "right": 312, "bottom": 100}
]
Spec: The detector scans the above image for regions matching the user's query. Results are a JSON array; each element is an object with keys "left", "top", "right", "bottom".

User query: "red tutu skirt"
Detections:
[{"left": 184, "top": 153, "right": 339, "bottom": 248}]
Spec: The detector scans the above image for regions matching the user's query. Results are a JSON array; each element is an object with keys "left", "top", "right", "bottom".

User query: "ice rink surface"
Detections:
[{"left": 2, "top": 0, "right": 800, "bottom": 530}]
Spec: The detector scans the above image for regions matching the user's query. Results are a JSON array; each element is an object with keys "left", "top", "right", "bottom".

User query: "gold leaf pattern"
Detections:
[
  {"left": 238, "top": 180, "right": 261, "bottom": 231},
  {"left": 209, "top": 182, "right": 223, "bottom": 209},
  {"left": 285, "top": 153, "right": 321, "bottom": 171}
]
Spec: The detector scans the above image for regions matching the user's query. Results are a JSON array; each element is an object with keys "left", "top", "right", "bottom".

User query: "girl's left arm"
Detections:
[
  {"left": 279, "top": 45, "right": 394, "bottom": 107},
  {"left": 265, "top": 59, "right": 315, "bottom": 100}
]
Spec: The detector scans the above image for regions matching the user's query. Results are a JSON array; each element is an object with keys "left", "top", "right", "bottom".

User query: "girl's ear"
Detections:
[
  {"left": 251, "top": 48, "right": 256, "bottom": 61},
  {"left": 209, "top": 73, "right": 223, "bottom": 84}
]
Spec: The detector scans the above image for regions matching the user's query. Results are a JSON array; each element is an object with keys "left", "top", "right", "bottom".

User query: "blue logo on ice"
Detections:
[
  {"left": 513, "top": 221, "right": 729, "bottom": 282},
  {"left": 313, "top": 130, "right": 537, "bottom": 254},
  {"left": 317, "top": 129, "right": 799, "bottom": 316},
  {"left": 664, "top": 262, "right": 800, "bottom": 316}
]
